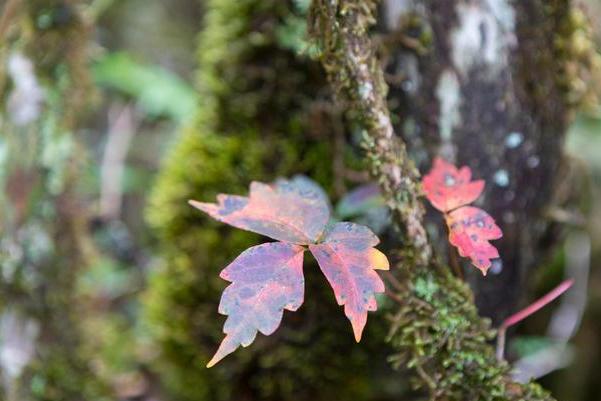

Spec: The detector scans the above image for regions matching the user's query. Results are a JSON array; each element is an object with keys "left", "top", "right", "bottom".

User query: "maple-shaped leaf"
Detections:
[
  {"left": 421, "top": 157, "right": 503, "bottom": 275},
  {"left": 207, "top": 242, "right": 305, "bottom": 367},
  {"left": 190, "top": 178, "right": 390, "bottom": 365},
  {"left": 445, "top": 206, "right": 502, "bottom": 275},
  {"left": 422, "top": 157, "right": 485, "bottom": 212},
  {"left": 189, "top": 179, "right": 330, "bottom": 244},
  {"left": 309, "top": 222, "right": 389, "bottom": 342}
]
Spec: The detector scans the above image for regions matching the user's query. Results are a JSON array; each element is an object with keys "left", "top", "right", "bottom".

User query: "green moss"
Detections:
[
  {"left": 23, "top": 349, "right": 110, "bottom": 401},
  {"left": 143, "top": 1, "right": 397, "bottom": 401},
  {"left": 524, "top": 1, "right": 601, "bottom": 116},
  {"left": 387, "top": 270, "right": 554, "bottom": 401},
  {"left": 554, "top": 6, "right": 601, "bottom": 112}
]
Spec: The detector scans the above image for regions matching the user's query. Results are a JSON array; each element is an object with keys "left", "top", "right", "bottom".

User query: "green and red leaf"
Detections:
[
  {"left": 189, "top": 179, "right": 330, "bottom": 245},
  {"left": 309, "top": 222, "right": 389, "bottom": 342},
  {"left": 207, "top": 242, "right": 306, "bottom": 367}
]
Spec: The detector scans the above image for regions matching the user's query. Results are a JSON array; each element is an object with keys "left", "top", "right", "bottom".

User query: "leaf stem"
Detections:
[
  {"left": 384, "top": 289, "right": 404, "bottom": 305},
  {"left": 444, "top": 214, "right": 464, "bottom": 280},
  {"left": 383, "top": 271, "right": 405, "bottom": 292},
  {"left": 496, "top": 278, "right": 574, "bottom": 361}
]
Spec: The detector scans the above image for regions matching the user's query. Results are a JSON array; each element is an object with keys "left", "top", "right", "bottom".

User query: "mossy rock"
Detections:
[{"left": 143, "top": 1, "right": 398, "bottom": 400}]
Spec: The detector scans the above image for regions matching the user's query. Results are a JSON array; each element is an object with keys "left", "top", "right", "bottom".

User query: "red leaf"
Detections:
[
  {"left": 189, "top": 179, "right": 330, "bottom": 244},
  {"left": 422, "top": 157, "right": 484, "bottom": 212},
  {"left": 309, "top": 222, "right": 389, "bottom": 342},
  {"left": 192, "top": 177, "right": 390, "bottom": 364},
  {"left": 421, "top": 157, "right": 503, "bottom": 275},
  {"left": 207, "top": 242, "right": 305, "bottom": 367},
  {"left": 445, "top": 206, "right": 502, "bottom": 275}
]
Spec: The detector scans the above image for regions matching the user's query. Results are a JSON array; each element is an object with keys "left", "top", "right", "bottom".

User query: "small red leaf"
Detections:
[
  {"left": 309, "top": 222, "right": 389, "bottom": 342},
  {"left": 421, "top": 157, "right": 503, "bottom": 275},
  {"left": 445, "top": 206, "right": 503, "bottom": 275},
  {"left": 189, "top": 179, "right": 330, "bottom": 244},
  {"left": 422, "top": 157, "right": 485, "bottom": 212},
  {"left": 207, "top": 242, "right": 305, "bottom": 367}
]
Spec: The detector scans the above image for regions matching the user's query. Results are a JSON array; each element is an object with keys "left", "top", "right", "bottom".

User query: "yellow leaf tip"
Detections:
[
  {"left": 206, "top": 353, "right": 223, "bottom": 368},
  {"left": 352, "top": 325, "right": 363, "bottom": 342},
  {"left": 370, "top": 248, "right": 390, "bottom": 270}
]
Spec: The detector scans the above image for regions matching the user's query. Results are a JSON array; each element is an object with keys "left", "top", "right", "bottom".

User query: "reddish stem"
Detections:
[
  {"left": 496, "top": 278, "right": 574, "bottom": 361},
  {"left": 500, "top": 279, "right": 574, "bottom": 330}
]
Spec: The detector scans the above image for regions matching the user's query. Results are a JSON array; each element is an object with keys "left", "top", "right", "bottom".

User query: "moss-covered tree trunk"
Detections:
[
  {"left": 144, "top": 1, "right": 399, "bottom": 401},
  {"left": 380, "top": 0, "right": 589, "bottom": 324},
  {"left": 0, "top": 1, "right": 108, "bottom": 400},
  {"left": 309, "top": 0, "right": 596, "bottom": 400}
]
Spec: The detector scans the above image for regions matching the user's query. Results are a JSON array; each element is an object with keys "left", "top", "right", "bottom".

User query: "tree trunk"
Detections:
[
  {"left": 143, "top": 1, "right": 399, "bottom": 401},
  {"left": 309, "top": 0, "right": 591, "bottom": 399},
  {"left": 381, "top": 0, "right": 575, "bottom": 324}
]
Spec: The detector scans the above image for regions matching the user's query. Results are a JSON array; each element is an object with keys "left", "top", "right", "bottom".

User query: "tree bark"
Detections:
[
  {"left": 0, "top": 1, "right": 109, "bottom": 400},
  {"left": 309, "top": 0, "right": 578, "bottom": 399},
  {"left": 381, "top": 0, "right": 573, "bottom": 324}
]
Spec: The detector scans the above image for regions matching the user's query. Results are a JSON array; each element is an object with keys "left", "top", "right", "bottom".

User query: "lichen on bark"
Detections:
[
  {"left": 0, "top": 1, "right": 109, "bottom": 400},
  {"left": 380, "top": 0, "right": 600, "bottom": 326},
  {"left": 309, "top": 1, "right": 558, "bottom": 399},
  {"left": 308, "top": 0, "right": 432, "bottom": 269}
]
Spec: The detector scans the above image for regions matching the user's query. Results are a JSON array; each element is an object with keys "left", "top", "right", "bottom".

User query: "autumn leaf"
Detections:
[
  {"left": 276, "top": 175, "right": 332, "bottom": 212},
  {"left": 189, "top": 178, "right": 330, "bottom": 244},
  {"left": 422, "top": 157, "right": 502, "bottom": 275},
  {"left": 207, "top": 242, "right": 305, "bottom": 367},
  {"left": 309, "top": 222, "right": 389, "bottom": 342},
  {"left": 446, "top": 206, "right": 502, "bottom": 274},
  {"left": 422, "top": 157, "right": 484, "bottom": 212},
  {"left": 191, "top": 177, "right": 389, "bottom": 365}
]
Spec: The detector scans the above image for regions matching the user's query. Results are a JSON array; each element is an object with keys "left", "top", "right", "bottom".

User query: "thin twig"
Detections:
[
  {"left": 511, "top": 232, "right": 591, "bottom": 381},
  {"left": 99, "top": 103, "right": 139, "bottom": 219},
  {"left": 385, "top": 289, "right": 404, "bottom": 305},
  {"left": 445, "top": 224, "right": 463, "bottom": 279},
  {"left": 0, "top": 0, "right": 21, "bottom": 42},
  {"left": 343, "top": 169, "right": 370, "bottom": 183},
  {"left": 503, "top": 279, "right": 574, "bottom": 329},
  {"left": 495, "top": 328, "right": 506, "bottom": 362},
  {"left": 383, "top": 271, "right": 405, "bottom": 292},
  {"left": 415, "top": 363, "right": 437, "bottom": 393},
  {"left": 496, "top": 279, "right": 574, "bottom": 361}
]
